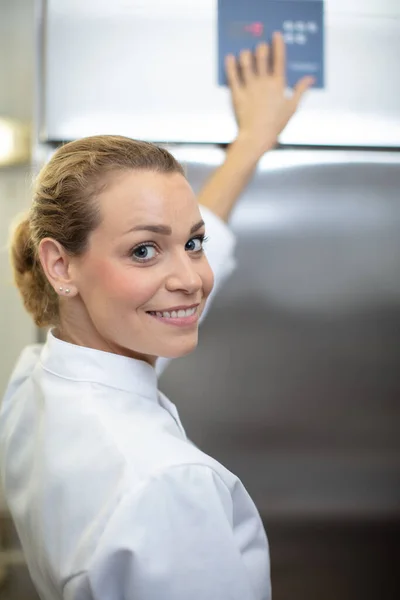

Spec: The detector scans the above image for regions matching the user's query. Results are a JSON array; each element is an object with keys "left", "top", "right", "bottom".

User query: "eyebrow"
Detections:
[{"left": 126, "top": 219, "right": 205, "bottom": 236}]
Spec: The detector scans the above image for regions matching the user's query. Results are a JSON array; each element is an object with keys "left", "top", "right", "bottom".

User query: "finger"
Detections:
[
  {"left": 239, "top": 49, "right": 256, "bottom": 84},
  {"left": 292, "top": 76, "right": 315, "bottom": 106},
  {"left": 255, "top": 42, "right": 269, "bottom": 76},
  {"left": 272, "top": 31, "right": 286, "bottom": 78},
  {"left": 225, "top": 54, "right": 242, "bottom": 93}
]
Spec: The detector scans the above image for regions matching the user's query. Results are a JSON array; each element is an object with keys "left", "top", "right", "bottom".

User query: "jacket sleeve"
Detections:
[
  {"left": 156, "top": 205, "right": 236, "bottom": 376},
  {"left": 198, "top": 205, "right": 237, "bottom": 295},
  {"left": 64, "top": 465, "right": 257, "bottom": 600}
]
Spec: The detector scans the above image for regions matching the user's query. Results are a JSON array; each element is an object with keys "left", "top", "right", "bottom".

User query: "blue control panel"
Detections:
[{"left": 218, "top": 0, "right": 324, "bottom": 88}]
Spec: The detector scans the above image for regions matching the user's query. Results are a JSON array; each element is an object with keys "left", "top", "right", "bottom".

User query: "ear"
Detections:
[{"left": 38, "top": 238, "right": 77, "bottom": 297}]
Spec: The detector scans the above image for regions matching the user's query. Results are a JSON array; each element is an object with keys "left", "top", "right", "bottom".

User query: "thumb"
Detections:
[{"left": 292, "top": 76, "right": 315, "bottom": 107}]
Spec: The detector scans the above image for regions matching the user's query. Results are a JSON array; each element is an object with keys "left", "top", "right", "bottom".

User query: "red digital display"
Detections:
[{"left": 244, "top": 22, "right": 264, "bottom": 37}]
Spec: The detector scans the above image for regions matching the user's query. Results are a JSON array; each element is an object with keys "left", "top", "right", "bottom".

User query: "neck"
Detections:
[{"left": 56, "top": 307, "right": 157, "bottom": 367}]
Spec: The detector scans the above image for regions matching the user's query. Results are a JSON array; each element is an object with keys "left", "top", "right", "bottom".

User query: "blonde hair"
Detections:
[{"left": 10, "top": 135, "right": 184, "bottom": 327}]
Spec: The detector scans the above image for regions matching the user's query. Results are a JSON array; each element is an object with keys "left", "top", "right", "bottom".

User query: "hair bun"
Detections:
[{"left": 9, "top": 216, "right": 54, "bottom": 327}]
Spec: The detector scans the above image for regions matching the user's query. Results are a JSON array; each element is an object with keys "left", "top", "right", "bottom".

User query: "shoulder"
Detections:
[
  {"left": 64, "top": 463, "right": 269, "bottom": 600},
  {"left": 63, "top": 463, "right": 234, "bottom": 580},
  {"left": 80, "top": 463, "right": 234, "bottom": 569},
  {"left": 120, "top": 462, "right": 233, "bottom": 518}
]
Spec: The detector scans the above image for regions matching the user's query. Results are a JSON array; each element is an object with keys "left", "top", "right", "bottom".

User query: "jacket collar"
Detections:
[{"left": 40, "top": 330, "right": 159, "bottom": 402}]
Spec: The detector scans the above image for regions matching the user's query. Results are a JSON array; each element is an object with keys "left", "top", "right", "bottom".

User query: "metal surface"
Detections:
[
  {"left": 39, "top": 0, "right": 400, "bottom": 147},
  {"left": 160, "top": 148, "right": 400, "bottom": 518}
]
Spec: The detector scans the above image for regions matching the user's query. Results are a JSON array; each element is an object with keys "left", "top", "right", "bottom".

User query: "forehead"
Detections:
[{"left": 96, "top": 169, "right": 199, "bottom": 232}]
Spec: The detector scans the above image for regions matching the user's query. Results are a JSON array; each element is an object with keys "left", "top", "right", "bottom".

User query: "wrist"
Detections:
[{"left": 231, "top": 131, "right": 277, "bottom": 163}]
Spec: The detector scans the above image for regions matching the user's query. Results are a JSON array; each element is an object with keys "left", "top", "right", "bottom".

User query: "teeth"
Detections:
[{"left": 150, "top": 307, "right": 197, "bottom": 318}]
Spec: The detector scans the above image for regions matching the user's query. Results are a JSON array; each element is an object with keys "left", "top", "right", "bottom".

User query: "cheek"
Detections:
[{"left": 80, "top": 258, "right": 160, "bottom": 307}]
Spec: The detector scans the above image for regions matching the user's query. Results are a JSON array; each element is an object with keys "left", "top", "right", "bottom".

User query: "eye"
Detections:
[
  {"left": 185, "top": 235, "right": 208, "bottom": 253},
  {"left": 131, "top": 243, "right": 158, "bottom": 262}
]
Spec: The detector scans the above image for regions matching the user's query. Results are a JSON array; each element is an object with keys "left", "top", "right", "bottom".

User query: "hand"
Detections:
[{"left": 225, "top": 31, "right": 314, "bottom": 156}]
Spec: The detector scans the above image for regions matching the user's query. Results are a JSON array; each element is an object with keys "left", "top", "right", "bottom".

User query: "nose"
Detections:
[{"left": 165, "top": 251, "right": 203, "bottom": 295}]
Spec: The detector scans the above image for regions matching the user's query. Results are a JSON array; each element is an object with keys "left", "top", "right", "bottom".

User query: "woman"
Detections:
[{"left": 0, "top": 37, "right": 312, "bottom": 599}]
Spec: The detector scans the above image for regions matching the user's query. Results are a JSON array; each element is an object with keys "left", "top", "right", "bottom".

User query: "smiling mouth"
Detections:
[
  {"left": 147, "top": 307, "right": 197, "bottom": 319},
  {"left": 145, "top": 304, "right": 199, "bottom": 326}
]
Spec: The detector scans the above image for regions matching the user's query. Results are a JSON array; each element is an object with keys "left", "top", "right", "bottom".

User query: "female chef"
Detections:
[{"left": 0, "top": 35, "right": 313, "bottom": 599}]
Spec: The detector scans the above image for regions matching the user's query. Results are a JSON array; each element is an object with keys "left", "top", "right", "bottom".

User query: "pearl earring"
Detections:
[
  {"left": 59, "top": 287, "right": 63, "bottom": 292},
  {"left": 65, "top": 289, "right": 70, "bottom": 294}
]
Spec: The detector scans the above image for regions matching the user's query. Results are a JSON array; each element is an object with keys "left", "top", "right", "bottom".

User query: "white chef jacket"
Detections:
[{"left": 0, "top": 207, "right": 271, "bottom": 600}]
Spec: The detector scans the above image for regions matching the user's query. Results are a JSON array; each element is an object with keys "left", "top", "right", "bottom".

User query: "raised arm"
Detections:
[{"left": 198, "top": 32, "right": 314, "bottom": 222}]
